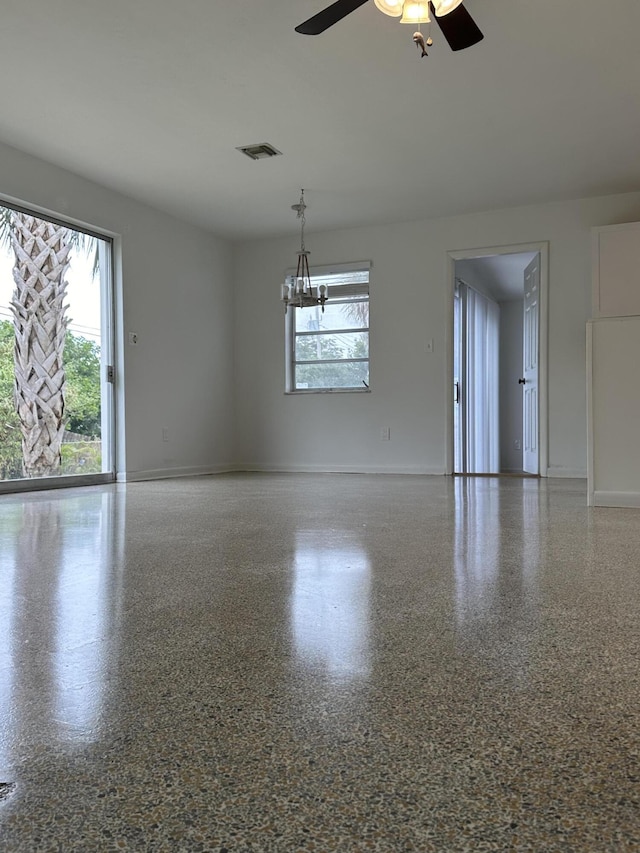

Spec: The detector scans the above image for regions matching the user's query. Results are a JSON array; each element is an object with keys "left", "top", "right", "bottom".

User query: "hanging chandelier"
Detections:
[{"left": 281, "top": 189, "right": 328, "bottom": 313}]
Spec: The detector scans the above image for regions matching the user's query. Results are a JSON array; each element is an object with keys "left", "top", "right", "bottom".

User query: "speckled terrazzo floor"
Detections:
[{"left": 0, "top": 473, "right": 639, "bottom": 852}]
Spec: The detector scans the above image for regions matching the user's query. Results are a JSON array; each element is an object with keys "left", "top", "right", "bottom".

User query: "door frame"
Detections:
[
  {"left": 0, "top": 193, "right": 119, "bottom": 495},
  {"left": 444, "top": 241, "right": 549, "bottom": 477}
]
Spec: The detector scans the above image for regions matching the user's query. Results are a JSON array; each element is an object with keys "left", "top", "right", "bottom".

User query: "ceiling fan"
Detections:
[{"left": 295, "top": 0, "right": 483, "bottom": 53}]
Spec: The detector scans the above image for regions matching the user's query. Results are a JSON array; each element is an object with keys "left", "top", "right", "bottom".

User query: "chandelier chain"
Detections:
[{"left": 297, "top": 189, "right": 306, "bottom": 254}]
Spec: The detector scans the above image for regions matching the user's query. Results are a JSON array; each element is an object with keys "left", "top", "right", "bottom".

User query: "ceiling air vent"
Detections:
[{"left": 236, "top": 143, "right": 282, "bottom": 161}]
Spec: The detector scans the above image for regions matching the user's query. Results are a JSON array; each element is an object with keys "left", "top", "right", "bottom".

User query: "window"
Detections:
[{"left": 286, "top": 267, "right": 370, "bottom": 392}]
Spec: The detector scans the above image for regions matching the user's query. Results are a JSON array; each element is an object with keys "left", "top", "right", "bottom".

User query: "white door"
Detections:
[{"left": 522, "top": 256, "right": 539, "bottom": 474}]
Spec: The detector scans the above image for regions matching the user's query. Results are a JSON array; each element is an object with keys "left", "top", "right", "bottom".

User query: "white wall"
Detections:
[
  {"left": 499, "top": 301, "right": 524, "bottom": 472},
  {"left": 233, "top": 191, "right": 640, "bottom": 477},
  {"left": 588, "top": 223, "right": 640, "bottom": 506},
  {"left": 0, "top": 140, "right": 235, "bottom": 480},
  {"left": 588, "top": 316, "right": 640, "bottom": 506},
  {"left": 4, "top": 134, "right": 639, "bottom": 482}
]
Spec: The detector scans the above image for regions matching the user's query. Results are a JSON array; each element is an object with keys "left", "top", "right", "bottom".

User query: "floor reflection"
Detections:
[
  {"left": 453, "top": 478, "right": 542, "bottom": 684},
  {"left": 290, "top": 531, "right": 371, "bottom": 681},
  {"left": 0, "top": 490, "right": 120, "bottom": 767},
  {"left": 454, "top": 478, "right": 501, "bottom": 621},
  {"left": 53, "top": 492, "right": 116, "bottom": 738},
  {"left": 0, "top": 505, "right": 18, "bottom": 773}
]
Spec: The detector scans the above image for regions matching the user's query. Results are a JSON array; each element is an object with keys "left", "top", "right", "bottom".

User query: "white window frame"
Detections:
[{"left": 285, "top": 262, "right": 371, "bottom": 394}]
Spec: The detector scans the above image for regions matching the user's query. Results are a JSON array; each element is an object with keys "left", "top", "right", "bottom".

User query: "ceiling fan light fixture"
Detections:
[
  {"left": 373, "top": 0, "right": 403, "bottom": 17},
  {"left": 294, "top": 0, "right": 484, "bottom": 51},
  {"left": 432, "top": 0, "right": 464, "bottom": 16},
  {"left": 399, "top": 1, "right": 431, "bottom": 24}
]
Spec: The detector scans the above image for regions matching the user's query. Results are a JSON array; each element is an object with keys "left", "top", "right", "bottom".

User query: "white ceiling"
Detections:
[
  {"left": 456, "top": 252, "right": 538, "bottom": 302},
  {"left": 1, "top": 0, "right": 639, "bottom": 240}
]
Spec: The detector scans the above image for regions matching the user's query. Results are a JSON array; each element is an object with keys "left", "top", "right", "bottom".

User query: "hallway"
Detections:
[{"left": 0, "top": 474, "right": 638, "bottom": 851}]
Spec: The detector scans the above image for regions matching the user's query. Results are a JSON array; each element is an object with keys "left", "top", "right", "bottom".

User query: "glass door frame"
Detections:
[{"left": 0, "top": 199, "right": 116, "bottom": 495}]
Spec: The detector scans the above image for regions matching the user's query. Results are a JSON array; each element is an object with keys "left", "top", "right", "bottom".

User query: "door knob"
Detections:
[{"left": 519, "top": 378, "right": 526, "bottom": 385}]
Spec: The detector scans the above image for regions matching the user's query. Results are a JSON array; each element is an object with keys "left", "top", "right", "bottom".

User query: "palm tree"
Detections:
[{"left": 1, "top": 209, "right": 96, "bottom": 478}]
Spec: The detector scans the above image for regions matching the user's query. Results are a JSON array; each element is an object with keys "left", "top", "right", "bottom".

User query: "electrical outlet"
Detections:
[
  {"left": 514, "top": 439, "right": 521, "bottom": 450},
  {"left": 162, "top": 427, "right": 169, "bottom": 442},
  {"left": 128, "top": 332, "right": 139, "bottom": 346},
  {"left": 380, "top": 427, "right": 390, "bottom": 441}
]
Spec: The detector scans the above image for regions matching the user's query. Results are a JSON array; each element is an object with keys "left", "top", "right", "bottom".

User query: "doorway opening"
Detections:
[
  {"left": 446, "top": 244, "right": 548, "bottom": 477},
  {"left": 0, "top": 202, "right": 115, "bottom": 493}
]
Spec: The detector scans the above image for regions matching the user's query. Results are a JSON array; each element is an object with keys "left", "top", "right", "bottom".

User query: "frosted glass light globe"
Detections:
[
  {"left": 399, "top": 1, "right": 431, "bottom": 24},
  {"left": 374, "top": 0, "right": 403, "bottom": 17}
]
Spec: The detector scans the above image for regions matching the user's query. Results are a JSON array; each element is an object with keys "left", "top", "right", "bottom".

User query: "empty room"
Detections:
[{"left": 1, "top": 1, "right": 639, "bottom": 850}]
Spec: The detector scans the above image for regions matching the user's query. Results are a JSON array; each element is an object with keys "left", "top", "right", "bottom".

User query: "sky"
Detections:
[{"left": 0, "top": 240, "right": 102, "bottom": 342}]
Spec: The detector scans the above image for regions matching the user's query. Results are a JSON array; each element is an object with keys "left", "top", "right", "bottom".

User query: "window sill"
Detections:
[{"left": 285, "top": 387, "right": 371, "bottom": 395}]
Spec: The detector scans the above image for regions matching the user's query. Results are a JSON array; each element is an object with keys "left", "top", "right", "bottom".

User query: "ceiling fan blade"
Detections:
[
  {"left": 295, "top": 0, "right": 370, "bottom": 35},
  {"left": 430, "top": 3, "right": 484, "bottom": 51}
]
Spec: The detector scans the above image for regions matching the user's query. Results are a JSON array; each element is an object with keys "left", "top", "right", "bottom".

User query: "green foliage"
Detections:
[
  {"left": 295, "top": 332, "right": 369, "bottom": 389},
  {"left": 0, "top": 320, "right": 102, "bottom": 479},
  {"left": 61, "top": 440, "right": 102, "bottom": 475},
  {"left": 0, "top": 321, "right": 22, "bottom": 479},
  {"left": 295, "top": 360, "right": 369, "bottom": 389},
  {"left": 63, "top": 333, "right": 102, "bottom": 437}
]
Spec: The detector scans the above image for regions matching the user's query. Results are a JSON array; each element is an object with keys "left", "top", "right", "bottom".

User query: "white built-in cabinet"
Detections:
[{"left": 588, "top": 222, "right": 640, "bottom": 507}]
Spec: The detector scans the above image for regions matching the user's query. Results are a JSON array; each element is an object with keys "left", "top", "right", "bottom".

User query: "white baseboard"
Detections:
[
  {"left": 592, "top": 491, "right": 640, "bottom": 508},
  {"left": 114, "top": 463, "right": 593, "bottom": 483},
  {"left": 545, "top": 467, "right": 587, "bottom": 479},
  {"left": 234, "top": 463, "right": 446, "bottom": 476},
  {"left": 117, "top": 464, "right": 236, "bottom": 483}
]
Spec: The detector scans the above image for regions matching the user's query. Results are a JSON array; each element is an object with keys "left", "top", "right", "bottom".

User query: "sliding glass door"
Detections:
[
  {"left": 454, "top": 281, "right": 500, "bottom": 474},
  {"left": 0, "top": 205, "right": 114, "bottom": 490}
]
